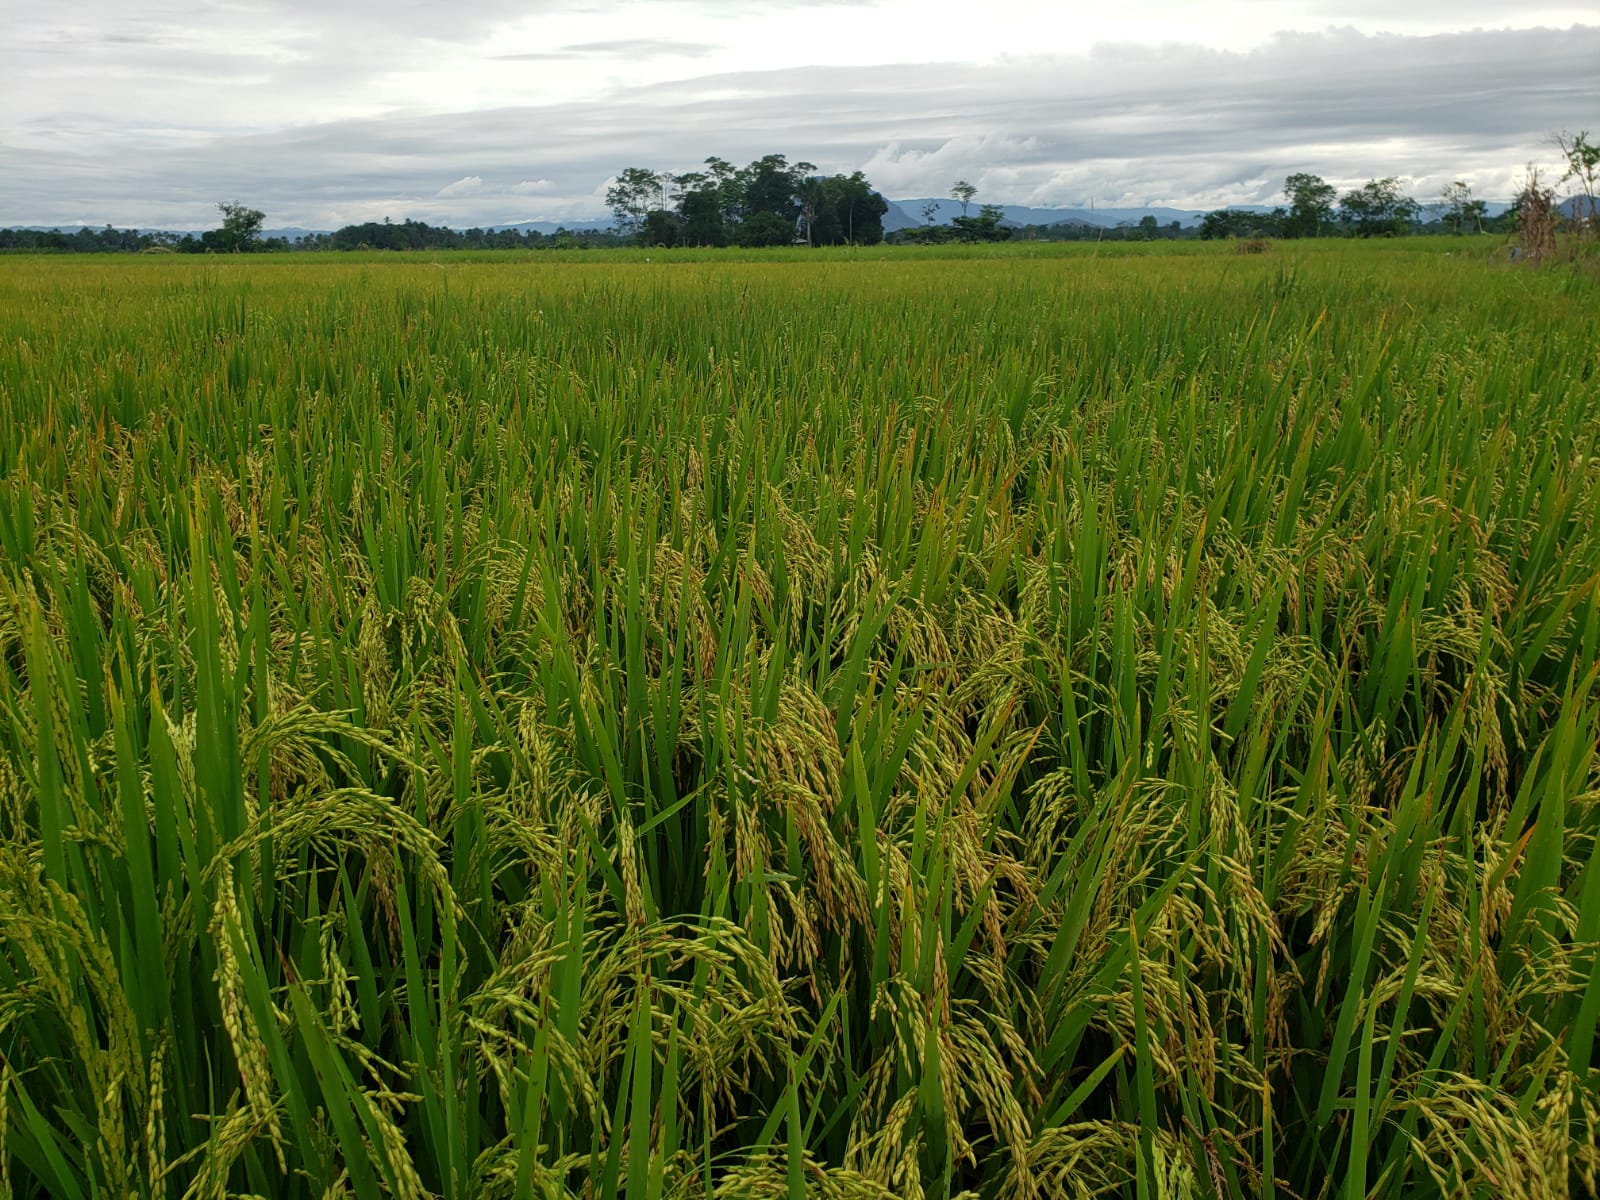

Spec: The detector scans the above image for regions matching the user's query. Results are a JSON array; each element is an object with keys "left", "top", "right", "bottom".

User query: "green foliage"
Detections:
[
  {"left": 640, "top": 210, "right": 682, "bottom": 248},
  {"left": 904, "top": 203, "right": 1012, "bottom": 245},
  {"left": 951, "top": 180, "right": 978, "bottom": 217},
  {"left": 1340, "top": 178, "right": 1421, "bottom": 237},
  {"left": 951, "top": 204, "right": 1012, "bottom": 243},
  {"left": 673, "top": 172, "right": 729, "bottom": 246},
  {"left": 213, "top": 201, "right": 267, "bottom": 252},
  {"left": 0, "top": 243, "right": 1598, "bottom": 1199},
  {"left": 735, "top": 155, "right": 810, "bottom": 246},
  {"left": 1284, "top": 172, "right": 1336, "bottom": 237},
  {"left": 0, "top": 225, "right": 167, "bottom": 253},
  {"left": 613, "top": 155, "right": 888, "bottom": 248},
  {"left": 801, "top": 173, "right": 888, "bottom": 247},
  {"left": 606, "top": 167, "right": 667, "bottom": 239},
  {"left": 1199, "top": 207, "right": 1283, "bottom": 240}
]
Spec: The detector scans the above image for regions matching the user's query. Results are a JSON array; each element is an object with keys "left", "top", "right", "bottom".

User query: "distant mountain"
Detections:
[
  {"left": 884, "top": 199, "right": 1226, "bottom": 232},
  {"left": 888, "top": 196, "right": 1523, "bottom": 232},
  {"left": 1559, "top": 195, "right": 1597, "bottom": 220}
]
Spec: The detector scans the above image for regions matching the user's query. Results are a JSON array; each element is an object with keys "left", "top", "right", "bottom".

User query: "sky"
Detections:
[{"left": 3, "top": 0, "right": 1597, "bottom": 229}]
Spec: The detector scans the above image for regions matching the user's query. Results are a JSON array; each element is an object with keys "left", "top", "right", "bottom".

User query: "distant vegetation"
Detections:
[
  {"left": 302, "top": 219, "right": 623, "bottom": 252},
  {"left": 0, "top": 213, "right": 628, "bottom": 255},
  {"left": 1193, "top": 175, "right": 1495, "bottom": 240},
  {"left": 5, "top": 131, "right": 1597, "bottom": 252}
]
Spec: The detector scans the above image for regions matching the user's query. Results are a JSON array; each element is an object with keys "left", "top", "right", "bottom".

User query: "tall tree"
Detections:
[
  {"left": 951, "top": 180, "right": 977, "bottom": 218},
  {"left": 1438, "top": 180, "right": 1486, "bottom": 234},
  {"left": 798, "top": 175, "right": 824, "bottom": 247},
  {"left": 1552, "top": 129, "right": 1599, "bottom": 236},
  {"left": 605, "top": 167, "right": 661, "bottom": 240},
  {"left": 1283, "top": 173, "right": 1336, "bottom": 237},
  {"left": 214, "top": 202, "right": 265, "bottom": 252},
  {"left": 702, "top": 157, "right": 742, "bottom": 229}
]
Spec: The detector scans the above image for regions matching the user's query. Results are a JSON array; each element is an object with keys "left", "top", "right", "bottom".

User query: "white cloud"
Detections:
[
  {"left": 436, "top": 175, "right": 484, "bottom": 196},
  {"left": 860, "top": 136, "right": 1045, "bottom": 196}
]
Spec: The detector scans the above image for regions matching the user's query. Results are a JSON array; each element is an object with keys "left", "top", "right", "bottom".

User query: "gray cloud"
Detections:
[
  {"left": 3, "top": 23, "right": 1595, "bottom": 227},
  {"left": 1306, "top": 0, "right": 1594, "bottom": 19},
  {"left": 565, "top": 38, "right": 721, "bottom": 56},
  {"left": 494, "top": 39, "right": 721, "bottom": 61}
]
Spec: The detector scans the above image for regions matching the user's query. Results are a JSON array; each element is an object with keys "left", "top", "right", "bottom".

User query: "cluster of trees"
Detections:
[
  {"left": 604, "top": 155, "right": 888, "bottom": 247},
  {"left": 1195, "top": 155, "right": 1600, "bottom": 242},
  {"left": 163, "top": 204, "right": 293, "bottom": 252},
  {"left": 1200, "top": 175, "right": 1474, "bottom": 240}
]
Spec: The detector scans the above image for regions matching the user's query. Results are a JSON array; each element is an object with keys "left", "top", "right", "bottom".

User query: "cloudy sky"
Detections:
[{"left": 3, "top": 0, "right": 1596, "bottom": 228}]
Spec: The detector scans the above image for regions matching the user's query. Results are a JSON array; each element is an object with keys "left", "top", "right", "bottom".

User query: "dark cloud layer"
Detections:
[{"left": 3, "top": 23, "right": 1595, "bottom": 227}]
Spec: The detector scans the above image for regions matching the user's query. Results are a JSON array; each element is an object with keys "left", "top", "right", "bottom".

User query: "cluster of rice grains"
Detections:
[{"left": 0, "top": 244, "right": 1596, "bottom": 1198}]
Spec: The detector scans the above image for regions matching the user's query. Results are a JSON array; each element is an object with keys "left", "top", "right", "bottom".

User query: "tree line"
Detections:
[
  {"left": 297, "top": 219, "right": 624, "bottom": 252},
  {"left": 0, "top": 204, "right": 297, "bottom": 254},
  {"left": 1196, "top": 137, "right": 1598, "bottom": 242},
  {"left": 0, "top": 205, "right": 629, "bottom": 255},
  {"left": 5, "top": 132, "right": 1594, "bottom": 254}
]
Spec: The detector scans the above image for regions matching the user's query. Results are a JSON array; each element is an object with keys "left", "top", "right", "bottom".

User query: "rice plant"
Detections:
[{"left": 0, "top": 243, "right": 1596, "bottom": 1198}]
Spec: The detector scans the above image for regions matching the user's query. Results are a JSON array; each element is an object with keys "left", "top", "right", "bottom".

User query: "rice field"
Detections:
[{"left": 0, "top": 243, "right": 1597, "bottom": 1199}]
